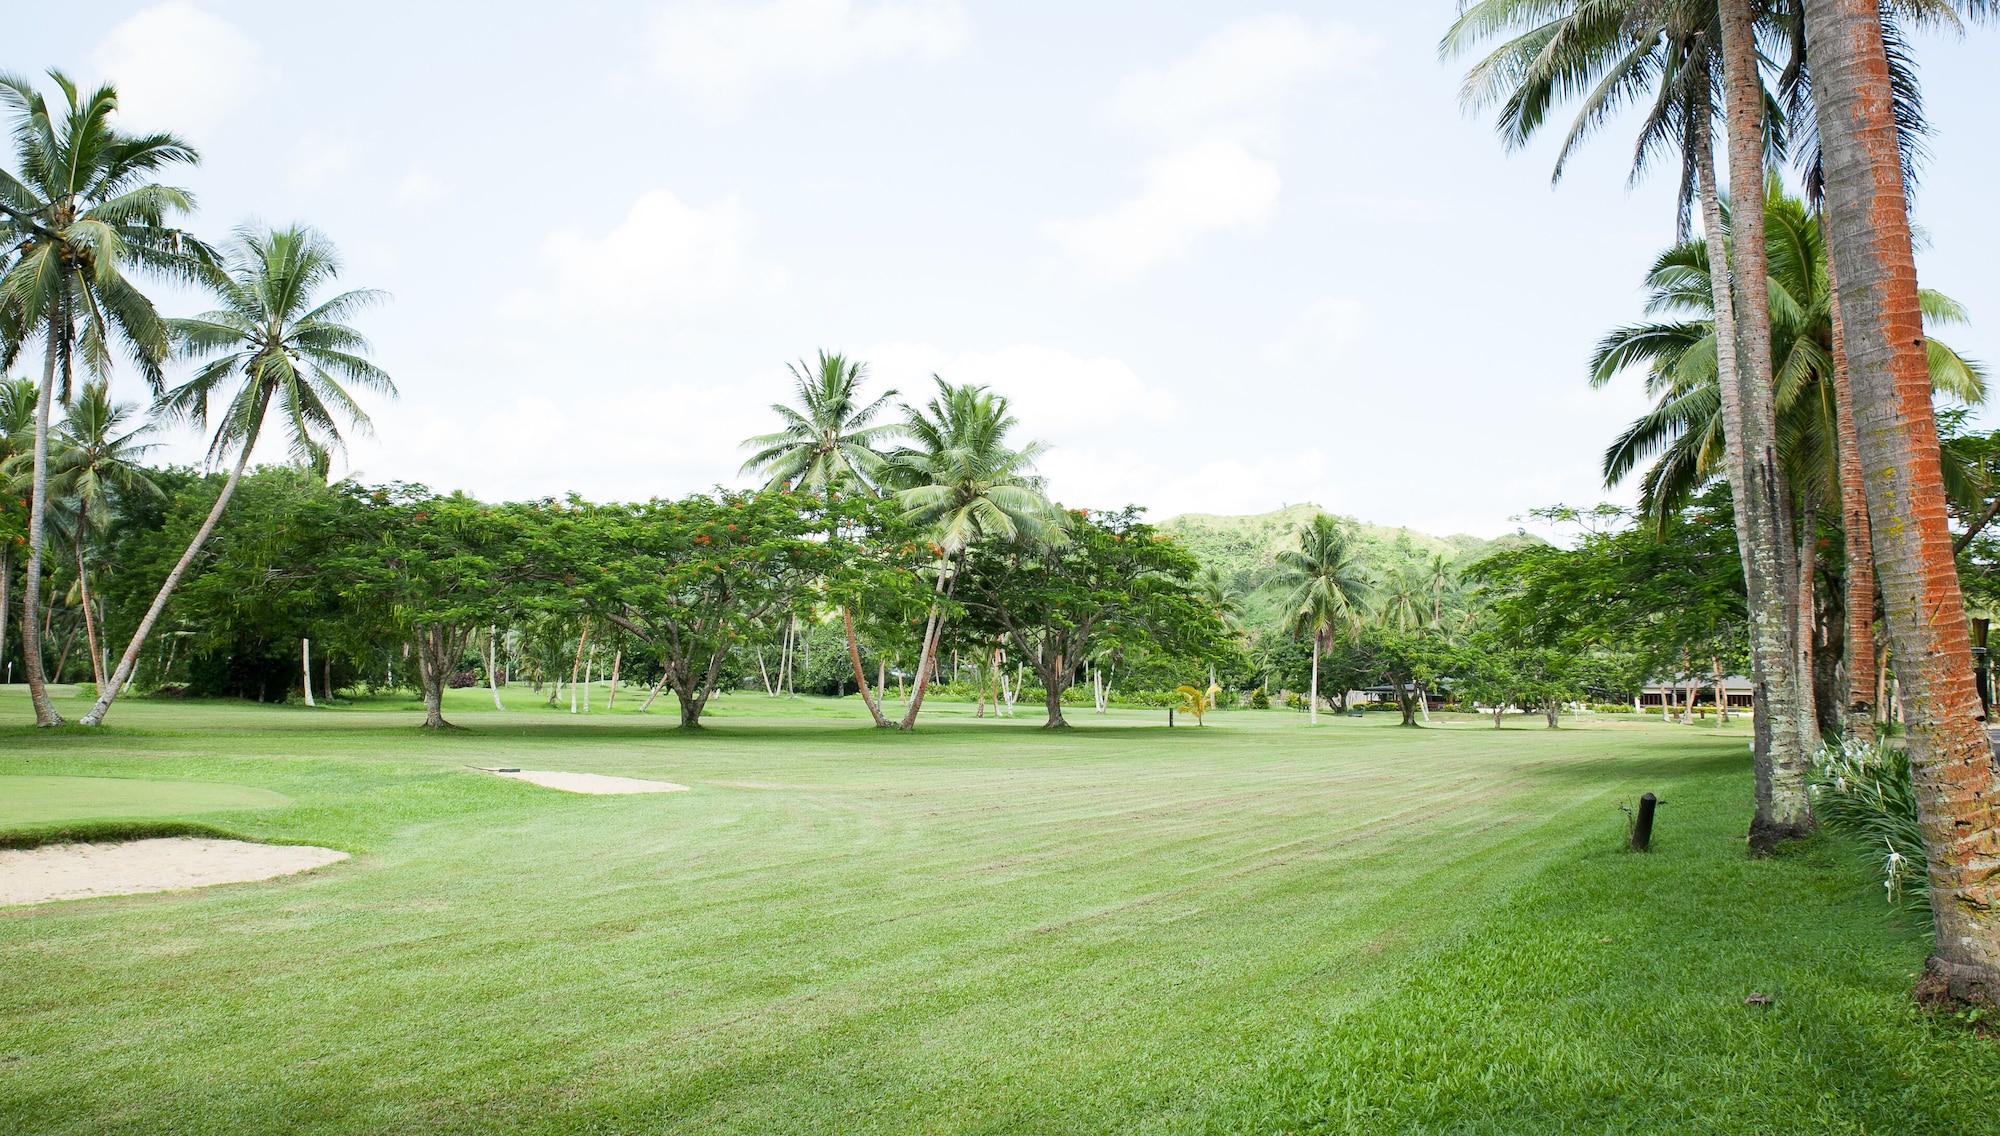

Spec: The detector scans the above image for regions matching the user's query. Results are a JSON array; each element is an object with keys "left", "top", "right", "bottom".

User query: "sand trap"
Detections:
[
  {"left": 480, "top": 769, "right": 689, "bottom": 795},
  {"left": 0, "top": 838, "right": 347, "bottom": 907}
]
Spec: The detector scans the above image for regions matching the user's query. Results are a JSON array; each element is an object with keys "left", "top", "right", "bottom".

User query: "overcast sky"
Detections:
[{"left": 13, "top": 2, "right": 1998, "bottom": 536}]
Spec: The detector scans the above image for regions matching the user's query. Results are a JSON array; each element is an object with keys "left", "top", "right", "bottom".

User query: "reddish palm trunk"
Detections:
[
  {"left": 1719, "top": 3, "right": 1816, "bottom": 848},
  {"left": 1827, "top": 251, "right": 1878, "bottom": 740},
  {"left": 74, "top": 537, "right": 105, "bottom": 690},
  {"left": 1804, "top": 0, "right": 2000, "bottom": 1006}
]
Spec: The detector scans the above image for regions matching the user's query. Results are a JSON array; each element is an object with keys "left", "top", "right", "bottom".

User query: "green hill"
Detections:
[{"left": 1160, "top": 505, "right": 1540, "bottom": 637}]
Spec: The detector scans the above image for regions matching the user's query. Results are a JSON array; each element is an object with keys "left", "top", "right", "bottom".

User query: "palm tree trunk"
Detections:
[
  {"left": 1714, "top": 656, "right": 1730, "bottom": 725},
  {"left": 1804, "top": 0, "right": 2000, "bottom": 1006},
  {"left": 21, "top": 334, "right": 61, "bottom": 725},
  {"left": 1827, "top": 249, "right": 1878, "bottom": 740},
  {"left": 81, "top": 445, "right": 257, "bottom": 727},
  {"left": 1715, "top": 11, "right": 1816, "bottom": 848},
  {"left": 568, "top": 624, "right": 589, "bottom": 714},
  {"left": 1308, "top": 639, "right": 1320, "bottom": 725},
  {"left": 842, "top": 607, "right": 890, "bottom": 728},
  {"left": 73, "top": 536, "right": 105, "bottom": 690},
  {"left": 0, "top": 544, "right": 11, "bottom": 687},
  {"left": 488, "top": 626, "right": 505, "bottom": 710},
  {"left": 897, "top": 562, "right": 954, "bottom": 731},
  {"left": 606, "top": 647, "right": 622, "bottom": 709},
  {"left": 301, "top": 638, "right": 315, "bottom": 707}
]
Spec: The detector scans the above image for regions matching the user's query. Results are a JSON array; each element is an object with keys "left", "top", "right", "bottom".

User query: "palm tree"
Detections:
[
  {"left": 0, "top": 377, "right": 34, "bottom": 683},
  {"left": 741, "top": 351, "right": 902, "bottom": 726},
  {"left": 80, "top": 225, "right": 393, "bottom": 726},
  {"left": 740, "top": 351, "right": 900, "bottom": 493},
  {"left": 1801, "top": 0, "right": 2000, "bottom": 1007},
  {"left": 1275, "top": 515, "right": 1370, "bottom": 725},
  {"left": 1595, "top": 188, "right": 1984, "bottom": 523},
  {"left": 41, "top": 382, "right": 160, "bottom": 687},
  {"left": 1423, "top": 554, "right": 1457, "bottom": 628},
  {"left": 0, "top": 71, "right": 205, "bottom": 725},
  {"left": 1378, "top": 571, "right": 1426, "bottom": 634},
  {"left": 883, "top": 378, "right": 1055, "bottom": 731}
]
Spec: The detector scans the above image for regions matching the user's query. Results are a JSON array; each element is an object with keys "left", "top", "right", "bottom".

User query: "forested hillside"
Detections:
[{"left": 1161, "top": 505, "right": 1540, "bottom": 636}]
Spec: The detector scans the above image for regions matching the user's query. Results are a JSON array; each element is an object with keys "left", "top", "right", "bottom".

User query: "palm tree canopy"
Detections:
[
  {"left": 42, "top": 381, "right": 160, "bottom": 532},
  {"left": 1593, "top": 181, "right": 1984, "bottom": 520},
  {"left": 740, "top": 351, "right": 901, "bottom": 494},
  {"left": 885, "top": 377, "right": 1056, "bottom": 555},
  {"left": 158, "top": 224, "right": 395, "bottom": 468},
  {"left": 1274, "top": 514, "right": 1372, "bottom": 647},
  {"left": 0, "top": 70, "right": 209, "bottom": 390}
]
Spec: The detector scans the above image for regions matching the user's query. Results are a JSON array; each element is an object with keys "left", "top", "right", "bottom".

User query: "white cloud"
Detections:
[
  {"left": 862, "top": 342, "right": 1176, "bottom": 447},
  {"left": 502, "top": 188, "right": 775, "bottom": 320},
  {"left": 395, "top": 169, "right": 448, "bottom": 210},
  {"left": 647, "top": 0, "right": 968, "bottom": 111},
  {"left": 286, "top": 133, "right": 355, "bottom": 193},
  {"left": 1108, "top": 14, "right": 1374, "bottom": 147},
  {"left": 92, "top": 2, "right": 265, "bottom": 138},
  {"left": 1264, "top": 297, "right": 1368, "bottom": 369},
  {"left": 1045, "top": 139, "right": 1280, "bottom": 277}
]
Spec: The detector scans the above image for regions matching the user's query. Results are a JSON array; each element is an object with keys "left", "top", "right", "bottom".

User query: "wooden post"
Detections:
[{"left": 1631, "top": 792, "right": 1658, "bottom": 852}]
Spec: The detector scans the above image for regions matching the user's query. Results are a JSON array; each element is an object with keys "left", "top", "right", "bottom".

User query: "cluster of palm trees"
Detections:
[
  {"left": 0, "top": 70, "right": 393, "bottom": 728},
  {"left": 739, "top": 352, "right": 1058, "bottom": 730},
  {"left": 1447, "top": 1, "right": 1999, "bottom": 1003},
  {"left": 1271, "top": 517, "right": 1466, "bottom": 723}
]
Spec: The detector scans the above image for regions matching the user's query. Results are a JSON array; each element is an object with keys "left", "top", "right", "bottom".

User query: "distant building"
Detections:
[{"left": 1639, "top": 675, "right": 1753, "bottom": 709}]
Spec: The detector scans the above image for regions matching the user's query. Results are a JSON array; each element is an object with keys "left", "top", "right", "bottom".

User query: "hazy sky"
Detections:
[{"left": 13, "top": 2, "right": 1998, "bottom": 536}]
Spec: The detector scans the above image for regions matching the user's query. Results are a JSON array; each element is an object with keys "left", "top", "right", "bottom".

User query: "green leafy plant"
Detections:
[{"left": 1810, "top": 738, "right": 1926, "bottom": 911}]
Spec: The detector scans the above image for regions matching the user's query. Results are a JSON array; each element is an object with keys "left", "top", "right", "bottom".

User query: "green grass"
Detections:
[{"left": 1, "top": 685, "right": 1993, "bottom": 1134}]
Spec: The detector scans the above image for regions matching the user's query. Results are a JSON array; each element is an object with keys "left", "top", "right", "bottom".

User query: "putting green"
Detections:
[{"left": 0, "top": 775, "right": 292, "bottom": 828}]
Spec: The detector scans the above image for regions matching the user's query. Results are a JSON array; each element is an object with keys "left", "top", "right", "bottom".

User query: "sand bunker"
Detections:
[
  {"left": 0, "top": 838, "right": 347, "bottom": 907},
  {"left": 481, "top": 769, "right": 689, "bottom": 795}
]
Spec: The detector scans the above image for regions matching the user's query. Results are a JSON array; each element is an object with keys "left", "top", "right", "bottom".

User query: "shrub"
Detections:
[
  {"left": 447, "top": 670, "right": 481, "bottom": 689},
  {"left": 1250, "top": 688, "right": 1270, "bottom": 710},
  {"left": 1591, "top": 702, "right": 1636, "bottom": 714},
  {"left": 1809, "top": 737, "right": 1926, "bottom": 911}
]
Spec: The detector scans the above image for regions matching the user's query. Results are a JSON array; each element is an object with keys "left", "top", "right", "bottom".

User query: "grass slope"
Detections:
[{"left": 1, "top": 686, "right": 1992, "bottom": 1134}]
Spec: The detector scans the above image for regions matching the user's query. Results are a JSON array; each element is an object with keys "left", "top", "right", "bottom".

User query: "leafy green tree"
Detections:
[
  {"left": 82, "top": 225, "right": 393, "bottom": 726},
  {"left": 558, "top": 490, "right": 850, "bottom": 728},
  {"left": 1274, "top": 514, "right": 1370, "bottom": 723},
  {"left": 1356, "top": 626, "right": 1453, "bottom": 728},
  {"left": 955, "top": 507, "right": 1228, "bottom": 728},
  {"left": 884, "top": 378, "right": 1055, "bottom": 730},
  {"left": 0, "top": 70, "right": 206, "bottom": 725}
]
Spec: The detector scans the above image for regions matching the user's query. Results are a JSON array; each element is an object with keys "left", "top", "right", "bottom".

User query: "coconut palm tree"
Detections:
[
  {"left": 1594, "top": 186, "right": 1984, "bottom": 524},
  {"left": 1801, "top": 0, "right": 2000, "bottom": 1007},
  {"left": 80, "top": 225, "right": 393, "bottom": 726},
  {"left": 0, "top": 71, "right": 206, "bottom": 725},
  {"left": 0, "top": 377, "right": 34, "bottom": 682},
  {"left": 1275, "top": 515, "right": 1370, "bottom": 725},
  {"left": 740, "top": 352, "right": 900, "bottom": 493},
  {"left": 41, "top": 382, "right": 160, "bottom": 687},
  {"left": 741, "top": 351, "right": 902, "bottom": 726},
  {"left": 882, "top": 378, "right": 1055, "bottom": 731}
]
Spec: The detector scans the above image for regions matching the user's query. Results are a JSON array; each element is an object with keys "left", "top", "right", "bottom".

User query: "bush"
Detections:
[
  {"left": 1250, "top": 688, "right": 1270, "bottom": 710},
  {"left": 1809, "top": 737, "right": 1925, "bottom": 911},
  {"left": 1591, "top": 702, "right": 1636, "bottom": 714},
  {"left": 447, "top": 670, "right": 481, "bottom": 689}
]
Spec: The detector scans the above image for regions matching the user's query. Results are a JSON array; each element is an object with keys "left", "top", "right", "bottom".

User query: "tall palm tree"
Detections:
[
  {"left": 1275, "top": 515, "right": 1370, "bottom": 725},
  {"left": 0, "top": 377, "right": 34, "bottom": 683},
  {"left": 741, "top": 350, "right": 902, "bottom": 726},
  {"left": 1802, "top": 0, "right": 2000, "bottom": 1007},
  {"left": 80, "top": 225, "right": 393, "bottom": 726},
  {"left": 1378, "top": 571, "right": 1426, "bottom": 634},
  {"left": 0, "top": 71, "right": 205, "bottom": 725},
  {"left": 740, "top": 351, "right": 900, "bottom": 493},
  {"left": 43, "top": 382, "right": 160, "bottom": 687},
  {"left": 883, "top": 378, "right": 1054, "bottom": 731},
  {"left": 1423, "top": 554, "right": 1457, "bottom": 628}
]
